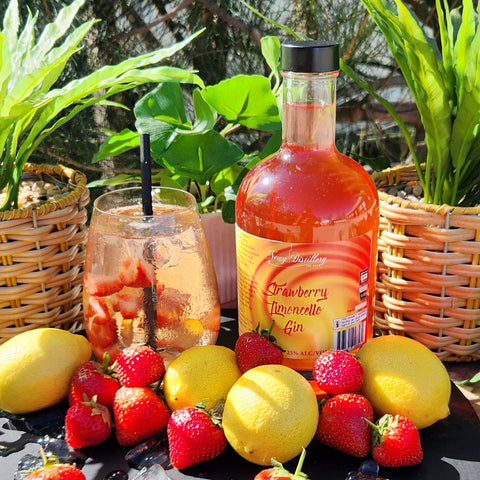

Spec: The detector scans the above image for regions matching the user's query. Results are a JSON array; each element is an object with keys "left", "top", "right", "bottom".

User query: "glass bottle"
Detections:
[{"left": 235, "top": 40, "right": 379, "bottom": 372}]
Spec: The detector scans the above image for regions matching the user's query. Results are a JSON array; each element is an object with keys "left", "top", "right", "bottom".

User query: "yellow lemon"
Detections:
[
  {"left": 222, "top": 364, "right": 319, "bottom": 466},
  {"left": 163, "top": 345, "right": 241, "bottom": 411},
  {"left": 0, "top": 328, "right": 92, "bottom": 414},
  {"left": 357, "top": 335, "right": 451, "bottom": 429}
]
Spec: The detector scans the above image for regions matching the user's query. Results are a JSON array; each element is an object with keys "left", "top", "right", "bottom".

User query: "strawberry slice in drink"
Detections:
[
  {"left": 113, "top": 289, "right": 144, "bottom": 320},
  {"left": 119, "top": 258, "right": 156, "bottom": 288},
  {"left": 85, "top": 296, "right": 118, "bottom": 353},
  {"left": 84, "top": 272, "right": 123, "bottom": 297},
  {"left": 156, "top": 288, "right": 190, "bottom": 327}
]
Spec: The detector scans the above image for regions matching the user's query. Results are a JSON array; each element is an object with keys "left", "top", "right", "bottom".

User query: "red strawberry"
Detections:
[
  {"left": 23, "top": 448, "right": 86, "bottom": 479},
  {"left": 68, "top": 356, "right": 120, "bottom": 408},
  {"left": 119, "top": 258, "right": 155, "bottom": 288},
  {"left": 313, "top": 350, "right": 363, "bottom": 394},
  {"left": 156, "top": 287, "right": 188, "bottom": 327},
  {"left": 84, "top": 296, "right": 118, "bottom": 350},
  {"left": 84, "top": 272, "right": 123, "bottom": 297},
  {"left": 234, "top": 321, "right": 283, "bottom": 373},
  {"left": 114, "top": 344, "right": 165, "bottom": 387},
  {"left": 315, "top": 393, "right": 373, "bottom": 457},
  {"left": 254, "top": 448, "right": 309, "bottom": 480},
  {"left": 24, "top": 465, "right": 86, "bottom": 480},
  {"left": 113, "top": 289, "right": 143, "bottom": 319},
  {"left": 113, "top": 386, "right": 170, "bottom": 446},
  {"left": 368, "top": 414, "right": 423, "bottom": 467},
  {"left": 65, "top": 395, "right": 113, "bottom": 449},
  {"left": 167, "top": 405, "right": 227, "bottom": 469}
]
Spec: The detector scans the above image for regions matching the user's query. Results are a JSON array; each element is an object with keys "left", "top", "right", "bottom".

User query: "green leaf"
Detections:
[
  {"left": 435, "top": 0, "right": 455, "bottom": 96},
  {"left": 261, "top": 35, "right": 281, "bottom": 91},
  {"left": 456, "top": 370, "right": 480, "bottom": 386},
  {"left": 159, "top": 131, "right": 244, "bottom": 185},
  {"left": 135, "top": 82, "right": 191, "bottom": 153},
  {"left": 201, "top": 75, "right": 280, "bottom": 131},
  {"left": 34, "top": 0, "right": 86, "bottom": 59},
  {"left": 87, "top": 169, "right": 181, "bottom": 189},
  {"left": 92, "top": 129, "right": 139, "bottom": 163},
  {"left": 210, "top": 162, "right": 243, "bottom": 198},
  {"left": 87, "top": 173, "right": 141, "bottom": 188},
  {"left": 258, "top": 129, "right": 282, "bottom": 159},
  {"left": 2, "top": 0, "right": 20, "bottom": 49},
  {"left": 192, "top": 87, "right": 217, "bottom": 133},
  {"left": 452, "top": 0, "right": 475, "bottom": 105},
  {"left": 240, "top": 1, "right": 308, "bottom": 40},
  {"left": 221, "top": 199, "right": 236, "bottom": 224}
]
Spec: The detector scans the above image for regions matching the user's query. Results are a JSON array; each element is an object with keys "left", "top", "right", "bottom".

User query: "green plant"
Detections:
[
  {"left": 0, "top": 0, "right": 203, "bottom": 211},
  {"left": 90, "top": 36, "right": 283, "bottom": 223},
  {"left": 359, "top": 0, "right": 480, "bottom": 207}
]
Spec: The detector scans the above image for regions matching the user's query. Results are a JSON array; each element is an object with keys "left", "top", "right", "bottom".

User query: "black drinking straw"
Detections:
[
  {"left": 140, "top": 134, "right": 157, "bottom": 349},
  {"left": 141, "top": 133, "right": 153, "bottom": 216}
]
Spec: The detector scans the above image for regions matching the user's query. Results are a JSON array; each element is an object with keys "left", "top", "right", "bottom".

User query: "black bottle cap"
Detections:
[{"left": 281, "top": 40, "right": 340, "bottom": 73}]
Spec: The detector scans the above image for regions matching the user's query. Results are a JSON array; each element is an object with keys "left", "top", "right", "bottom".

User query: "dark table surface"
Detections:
[{"left": 2, "top": 313, "right": 480, "bottom": 480}]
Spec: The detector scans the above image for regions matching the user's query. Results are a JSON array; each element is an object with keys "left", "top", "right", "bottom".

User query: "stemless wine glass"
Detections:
[{"left": 83, "top": 186, "right": 220, "bottom": 364}]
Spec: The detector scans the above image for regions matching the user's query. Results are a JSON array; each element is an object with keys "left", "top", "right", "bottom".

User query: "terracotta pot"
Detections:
[{"left": 201, "top": 211, "right": 237, "bottom": 308}]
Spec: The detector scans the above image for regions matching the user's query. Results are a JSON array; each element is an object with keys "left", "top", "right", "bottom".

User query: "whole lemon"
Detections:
[
  {"left": 0, "top": 328, "right": 92, "bottom": 414},
  {"left": 163, "top": 345, "right": 241, "bottom": 411},
  {"left": 357, "top": 335, "right": 451, "bottom": 429},
  {"left": 222, "top": 364, "right": 319, "bottom": 465}
]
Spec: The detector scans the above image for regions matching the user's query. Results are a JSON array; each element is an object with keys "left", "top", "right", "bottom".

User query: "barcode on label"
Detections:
[
  {"left": 333, "top": 323, "right": 366, "bottom": 350},
  {"left": 333, "top": 308, "right": 367, "bottom": 350}
]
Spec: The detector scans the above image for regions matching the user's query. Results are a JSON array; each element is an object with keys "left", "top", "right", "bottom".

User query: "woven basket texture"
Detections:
[
  {"left": 0, "top": 163, "right": 89, "bottom": 343},
  {"left": 372, "top": 164, "right": 480, "bottom": 361}
]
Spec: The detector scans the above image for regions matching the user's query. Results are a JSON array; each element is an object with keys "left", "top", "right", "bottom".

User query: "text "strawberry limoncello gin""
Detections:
[{"left": 236, "top": 41, "right": 379, "bottom": 372}]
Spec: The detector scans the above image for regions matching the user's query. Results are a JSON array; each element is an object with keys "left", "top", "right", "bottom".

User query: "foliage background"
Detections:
[{"left": 0, "top": 0, "right": 447, "bottom": 191}]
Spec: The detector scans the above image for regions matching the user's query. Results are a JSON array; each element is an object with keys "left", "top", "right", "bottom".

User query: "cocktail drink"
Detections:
[{"left": 83, "top": 187, "right": 220, "bottom": 363}]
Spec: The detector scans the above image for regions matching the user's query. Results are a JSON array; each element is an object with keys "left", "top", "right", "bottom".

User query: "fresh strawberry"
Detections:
[
  {"left": 68, "top": 356, "right": 120, "bottom": 408},
  {"left": 113, "top": 386, "right": 170, "bottom": 446},
  {"left": 167, "top": 405, "right": 227, "bottom": 469},
  {"left": 234, "top": 321, "right": 283, "bottom": 373},
  {"left": 315, "top": 393, "right": 373, "bottom": 457},
  {"left": 114, "top": 344, "right": 165, "bottom": 387},
  {"left": 367, "top": 414, "right": 423, "bottom": 467},
  {"left": 84, "top": 272, "right": 123, "bottom": 297},
  {"left": 119, "top": 258, "right": 156, "bottom": 288},
  {"left": 313, "top": 350, "right": 363, "bottom": 394},
  {"left": 254, "top": 448, "right": 309, "bottom": 480},
  {"left": 23, "top": 448, "right": 86, "bottom": 480},
  {"left": 65, "top": 395, "right": 113, "bottom": 449},
  {"left": 24, "top": 465, "right": 86, "bottom": 480}
]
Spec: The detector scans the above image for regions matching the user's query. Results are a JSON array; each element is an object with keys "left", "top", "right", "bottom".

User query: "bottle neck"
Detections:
[{"left": 281, "top": 70, "right": 338, "bottom": 147}]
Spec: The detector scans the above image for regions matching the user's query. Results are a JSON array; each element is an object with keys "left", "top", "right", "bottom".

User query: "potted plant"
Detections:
[
  {"left": 355, "top": 0, "right": 480, "bottom": 361},
  {"left": 0, "top": 0, "right": 205, "bottom": 343},
  {"left": 90, "top": 36, "right": 283, "bottom": 305}
]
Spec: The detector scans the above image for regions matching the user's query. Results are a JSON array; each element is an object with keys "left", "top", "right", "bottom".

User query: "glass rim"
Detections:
[{"left": 93, "top": 186, "right": 197, "bottom": 218}]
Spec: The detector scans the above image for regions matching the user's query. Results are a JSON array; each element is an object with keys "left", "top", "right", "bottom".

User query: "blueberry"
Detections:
[{"left": 359, "top": 460, "right": 379, "bottom": 476}]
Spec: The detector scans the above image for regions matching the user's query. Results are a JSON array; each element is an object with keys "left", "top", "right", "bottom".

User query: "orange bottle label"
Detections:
[{"left": 236, "top": 227, "right": 374, "bottom": 370}]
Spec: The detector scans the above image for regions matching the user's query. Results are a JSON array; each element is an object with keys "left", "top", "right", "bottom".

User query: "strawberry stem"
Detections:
[{"left": 293, "top": 448, "right": 307, "bottom": 476}]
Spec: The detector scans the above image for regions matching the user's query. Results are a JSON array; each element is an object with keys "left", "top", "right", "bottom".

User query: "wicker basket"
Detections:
[
  {"left": 372, "top": 163, "right": 480, "bottom": 361},
  {"left": 0, "top": 163, "right": 89, "bottom": 343}
]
